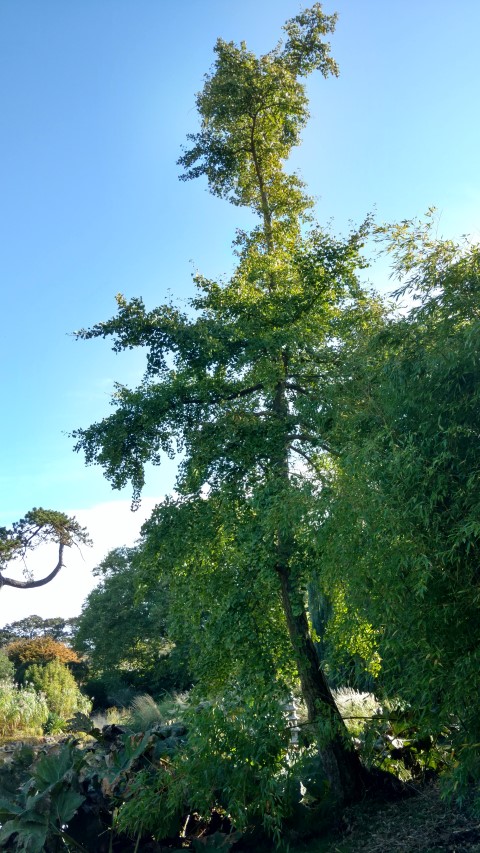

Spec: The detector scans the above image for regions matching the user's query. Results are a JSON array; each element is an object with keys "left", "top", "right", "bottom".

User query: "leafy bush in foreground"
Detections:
[
  {"left": 117, "top": 688, "right": 298, "bottom": 845},
  {"left": 0, "top": 742, "right": 86, "bottom": 852}
]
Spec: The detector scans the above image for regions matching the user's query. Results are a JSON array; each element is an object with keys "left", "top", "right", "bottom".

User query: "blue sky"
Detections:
[{"left": 1, "top": 0, "right": 479, "bottom": 619}]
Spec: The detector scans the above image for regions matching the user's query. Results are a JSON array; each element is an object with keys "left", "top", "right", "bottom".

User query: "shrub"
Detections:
[
  {"left": 83, "top": 677, "right": 110, "bottom": 710},
  {"left": 127, "top": 692, "right": 188, "bottom": 732},
  {"left": 0, "top": 741, "right": 88, "bottom": 851},
  {"left": 117, "top": 688, "right": 292, "bottom": 844},
  {"left": 24, "top": 660, "right": 91, "bottom": 720},
  {"left": 333, "top": 688, "right": 379, "bottom": 737},
  {"left": 91, "top": 706, "right": 128, "bottom": 728},
  {"left": 0, "top": 678, "right": 48, "bottom": 736},
  {"left": 5, "top": 637, "right": 80, "bottom": 676},
  {"left": 44, "top": 711, "right": 66, "bottom": 734},
  {"left": 128, "top": 694, "right": 162, "bottom": 731},
  {"left": 0, "top": 651, "right": 14, "bottom": 681},
  {"left": 155, "top": 692, "right": 189, "bottom": 723},
  {"left": 84, "top": 673, "right": 136, "bottom": 710}
]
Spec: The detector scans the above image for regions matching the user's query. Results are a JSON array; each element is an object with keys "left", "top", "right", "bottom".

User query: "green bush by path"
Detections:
[{"left": 24, "top": 659, "right": 91, "bottom": 721}]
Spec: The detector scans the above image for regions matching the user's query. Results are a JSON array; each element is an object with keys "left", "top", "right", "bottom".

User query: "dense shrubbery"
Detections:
[
  {"left": 315, "top": 222, "right": 480, "bottom": 793},
  {"left": 0, "top": 692, "right": 331, "bottom": 851},
  {"left": 0, "top": 687, "right": 450, "bottom": 852},
  {"left": 116, "top": 690, "right": 295, "bottom": 844},
  {"left": 25, "top": 659, "right": 91, "bottom": 721},
  {"left": 74, "top": 547, "right": 192, "bottom": 707},
  {"left": 5, "top": 636, "right": 80, "bottom": 672},
  {"left": 0, "top": 630, "right": 90, "bottom": 739}
]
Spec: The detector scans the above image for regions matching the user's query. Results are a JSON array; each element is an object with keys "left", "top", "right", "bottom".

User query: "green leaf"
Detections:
[
  {"left": 51, "top": 788, "right": 85, "bottom": 824},
  {"left": 33, "top": 745, "right": 74, "bottom": 788},
  {"left": 0, "top": 814, "right": 48, "bottom": 853}
]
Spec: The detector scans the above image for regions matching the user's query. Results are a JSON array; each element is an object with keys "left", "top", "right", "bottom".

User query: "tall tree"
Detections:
[
  {"left": 0, "top": 509, "right": 90, "bottom": 590},
  {"left": 74, "top": 547, "right": 190, "bottom": 694},
  {"left": 74, "top": 5, "right": 374, "bottom": 801}
]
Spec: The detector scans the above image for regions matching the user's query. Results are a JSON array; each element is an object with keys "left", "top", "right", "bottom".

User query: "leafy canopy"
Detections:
[
  {"left": 74, "top": 547, "right": 191, "bottom": 694},
  {"left": 178, "top": 4, "right": 338, "bottom": 218},
  {"left": 5, "top": 636, "right": 80, "bottom": 669},
  {"left": 0, "top": 509, "right": 89, "bottom": 566},
  {"left": 316, "top": 217, "right": 480, "bottom": 786},
  {"left": 0, "top": 615, "right": 78, "bottom": 646},
  {"left": 73, "top": 3, "right": 372, "bottom": 803},
  {"left": 72, "top": 4, "right": 366, "bottom": 507}
]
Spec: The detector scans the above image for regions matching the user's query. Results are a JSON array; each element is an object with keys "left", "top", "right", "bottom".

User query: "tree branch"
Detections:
[
  {"left": 224, "top": 383, "right": 264, "bottom": 402},
  {"left": 285, "top": 381, "right": 312, "bottom": 396},
  {"left": 250, "top": 116, "right": 274, "bottom": 259},
  {"left": 287, "top": 433, "right": 340, "bottom": 456},
  {"left": 185, "top": 382, "right": 264, "bottom": 406},
  {"left": 290, "top": 444, "right": 328, "bottom": 482},
  {"left": 0, "top": 543, "right": 65, "bottom": 590}
]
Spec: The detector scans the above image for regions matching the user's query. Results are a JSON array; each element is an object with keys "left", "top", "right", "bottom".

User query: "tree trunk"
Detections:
[
  {"left": 277, "top": 564, "right": 364, "bottom": 803},
  {"left": 271, "top": 372, "right": 363, "bottom": 802}
]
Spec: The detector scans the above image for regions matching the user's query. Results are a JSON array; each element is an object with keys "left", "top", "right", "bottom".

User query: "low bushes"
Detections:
[
  {"left": 0, "top": 656, "right": 91, "bottom": 738},
  {"left": 0, "top": 651, "right": 14, "bottom": 681},
  {"left": 25, "top": 659, "right": 91, "bottom": 721}
]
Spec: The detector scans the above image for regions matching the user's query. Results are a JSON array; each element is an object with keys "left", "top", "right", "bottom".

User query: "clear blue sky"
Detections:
[{"left": 1, "top": 1, "right": 479, "bottom": 533}]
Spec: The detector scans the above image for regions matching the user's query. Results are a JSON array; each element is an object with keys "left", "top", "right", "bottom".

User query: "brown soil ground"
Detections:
[{"left": 298, "top": 783, "right": 480, "bottom": 853}]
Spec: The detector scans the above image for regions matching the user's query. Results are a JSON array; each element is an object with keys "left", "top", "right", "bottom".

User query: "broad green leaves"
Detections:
[{"left": 0, "top": 744, "right": 86, "bottom": 853}]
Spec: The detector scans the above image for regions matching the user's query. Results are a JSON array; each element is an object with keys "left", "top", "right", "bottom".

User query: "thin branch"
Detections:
[
  {"left": 290, "top": 445, "right": 328, "bottom": 483},
  {"left": 225, "top": 383, "right": 264, "bottom": 402},
  {"left": 285, "top": 381, "right": 312, "bottom": 396},
  {"left": 186, "top": 383, "right": 264, "bottom": 406},
  {"left": 287, "top": 433, "right": 340, "bottom": 456}
]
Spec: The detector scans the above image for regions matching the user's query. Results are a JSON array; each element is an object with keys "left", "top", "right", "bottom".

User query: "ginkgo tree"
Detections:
[{"left": 74, "top": 4, "right": 378, "bottom": 802}]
